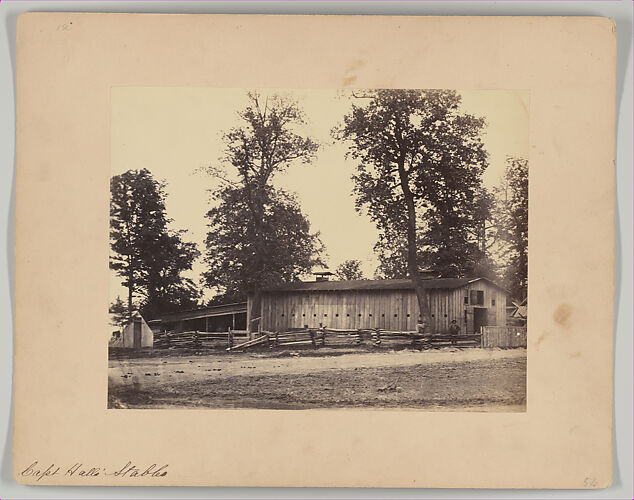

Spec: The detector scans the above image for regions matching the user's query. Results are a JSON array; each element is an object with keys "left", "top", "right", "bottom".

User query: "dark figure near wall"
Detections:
[{"left": 449, "top": 319, "right": 461, "bottom": 335}]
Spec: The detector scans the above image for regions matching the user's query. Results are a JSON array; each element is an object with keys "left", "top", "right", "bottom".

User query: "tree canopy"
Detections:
[
  {"left": 110, "top": 168, "right": 200, "bottom": 319},
  {"left": 493, "top": 157, "right": 528, "bottom": 300},
  {"left": 204, "top": 185, "right": 324, "bottom": 299},
  {"left": 203, "top": 93, "right": 324, "bottom": 312},
  {"left": 337, "top": 89, "right": 489, "bottom": 331},
  {"left": 335, "top": 259, "right": 364, "bottom": 280}
]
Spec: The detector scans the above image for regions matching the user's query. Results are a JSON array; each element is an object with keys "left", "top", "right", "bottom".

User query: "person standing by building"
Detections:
[{"left": 449, "top": 319, "right": 461, "bottom": 335}]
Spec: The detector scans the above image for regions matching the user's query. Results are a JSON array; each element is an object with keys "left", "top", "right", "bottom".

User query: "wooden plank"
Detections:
[
  {"left": 317, "top": 291, "right": 324, "bottom": 327},
  {"left": 279, "top": 293, "right": 286, "bottom": 330},
  {"left": 377, "top": 291, "right": 384, "bottom": 330},
  {"left": 372, "top": 291, "right": 380, "bottom": 330},
  {"left": 262, "top": 295, "right": 270, "bottom": 332},
  {"left": 348, "top": 291, "right": 354, "bottom": 329},
  {"left": 389, "top": 294, "right": 396, "bottom": 331},
  {"left": 360, "top": 292, "right": 368, "bottom": 329},
  {"left": 305, "top": 292, "right": 313, "bottom": 328},
  {"left": 226, "top": 334, "right": 268, "bottom": 351},
  {"left": 297, "top": 292, "right": 306, "bottom": 328},
  {"left": 312, "top": 291, "right": 319, "bottom": 328},
  {"left": 313, "top": 292, "right": 320, "bottom": 328},
  {"left": 288, "top": 293, "right": 296, "bottom": 329},
  {"left": 333, "top": 292, "right": 340, "bottom": 329},
  {"left": 385, "top": 292, "right": 392, "bottom": 330},
  {"left": 398, "top": 290, "right": 408, "bottom": 330}
]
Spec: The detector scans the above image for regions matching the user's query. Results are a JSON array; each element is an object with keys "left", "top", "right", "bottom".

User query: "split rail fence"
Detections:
[{"left": 152, "top": 326, "right": 525, "bottom": 351}]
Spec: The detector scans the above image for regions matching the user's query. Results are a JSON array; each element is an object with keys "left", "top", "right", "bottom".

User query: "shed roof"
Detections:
[
  {"left": 155, "top": 302, "right": 247, "bottom": 322},
  {"left": 263, "top": 277, "right": 506, "bottom": 293}
]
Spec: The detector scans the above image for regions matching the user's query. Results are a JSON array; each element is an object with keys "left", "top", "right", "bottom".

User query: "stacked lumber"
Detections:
[
  {"left": 153, "top": 330, "right": 253, "bottom": 350},
  {"left": 371, "top": 329, "right": 411, "bottom": 347},
  {"left": 323, "top": 328, "right": 370, "bottom": 346},
  {"left": 156, "top": 328, "right": 482, "bottom": 351},
  {"left": 153, "top": 331, "right": 171, "bottom": 349},
  {"left": 168, "top": 331, "right": 199, "bottom": 349}
]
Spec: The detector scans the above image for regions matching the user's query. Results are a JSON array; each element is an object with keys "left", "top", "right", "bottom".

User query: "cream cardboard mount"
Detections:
[{"left": 13, "top": 13, "right": 615, "bottom": 488}]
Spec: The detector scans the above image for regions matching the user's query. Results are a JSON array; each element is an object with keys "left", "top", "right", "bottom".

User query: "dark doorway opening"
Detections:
[
  {"left": 473, "top": 307, "right": 488, "bottom": 334},
  {"left": 133, "top": 318, "right": 142, "bottom": 349}
]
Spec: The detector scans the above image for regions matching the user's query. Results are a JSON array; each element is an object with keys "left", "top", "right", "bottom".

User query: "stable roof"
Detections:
[
  {"left": 263, "top": 277, "right": 506, "bottom": 293},
  {"left": 156, "top": 302, "right": 247, "bottom": 322}
]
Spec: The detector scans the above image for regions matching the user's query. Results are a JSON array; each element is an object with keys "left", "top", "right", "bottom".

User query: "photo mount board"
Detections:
[{"left": 13, "top": 13, "right": 615, "bottom": 488}]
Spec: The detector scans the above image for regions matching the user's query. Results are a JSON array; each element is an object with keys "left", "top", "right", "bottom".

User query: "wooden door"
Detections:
[
  {"left": 473, "top": 308, "right": 488, "bottom": 334},
  {"left": 133, "top": 318, "right": 142, "bottom": 349}
]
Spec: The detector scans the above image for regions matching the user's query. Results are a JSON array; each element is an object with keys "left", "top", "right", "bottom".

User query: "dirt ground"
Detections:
[{"left": 108, "top": 347, "right": 526, "bottom": 411}]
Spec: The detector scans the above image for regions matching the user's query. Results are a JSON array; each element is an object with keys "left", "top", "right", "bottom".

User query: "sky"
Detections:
[{"left": 110, "top": 88, "right": 529, "bottom": 303}]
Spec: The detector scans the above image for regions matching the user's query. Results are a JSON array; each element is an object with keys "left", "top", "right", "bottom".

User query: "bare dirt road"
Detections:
[{"left": 108, "top": 347, "right": 526, "bottom": 411}]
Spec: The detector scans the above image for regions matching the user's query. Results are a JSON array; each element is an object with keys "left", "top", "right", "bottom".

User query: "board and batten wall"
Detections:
[{"left": 257, "top": 281, "right": 506, "bottom": 333}]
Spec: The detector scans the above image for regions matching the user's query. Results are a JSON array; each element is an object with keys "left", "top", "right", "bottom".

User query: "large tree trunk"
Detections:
[
  {"left": 248, "top": 291, "right": 262, "bottom": 337},
  {"left": 244, "top": 183, "right": 266, "bottom": 337},
  {"left": 397, "top": 160, "right": 432, "bottom": 334},
  {"left": 127, "top": 260, "right": 133, "bottom": 321}
]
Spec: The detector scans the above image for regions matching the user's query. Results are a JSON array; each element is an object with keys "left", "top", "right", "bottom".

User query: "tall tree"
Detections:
[
  {"left": 493, "top": 157, "right": 528, "bottom": 300},
  {"left": 204, "top": 185, "right": 324, "bottom": 301},
  {"left": 109, "top": 296, "right": 131, "bottom": 331},
  {"left": 337, "top": 90, "right": 488, "bottom": 332},
  {"left": 335, "top": 259, "right": 364, "bottom": 280},
  {"left": 110, "top": 168, "right": 200, "bottom": 319},
  {"left": 142, "top": 231, "right": 201, "bottom": 318},
  {"left": 203, "top": 93, "right": 323, "bottom": 325}
]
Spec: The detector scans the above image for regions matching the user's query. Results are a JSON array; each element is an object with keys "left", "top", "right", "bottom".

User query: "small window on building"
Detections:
[
  {"left": 335, "top": 313, "right": 339, "bottom": 317},
  {"left": 382, "top": 313, "right": 385, "bottom": 317},
  {"left": 492, "top": 298, "right": 496, "bottom": 306},
  {"left": 281, "top": 313, "right": 285, "bottom": 317},
  {"left": 324, "top": 313, "right": 328, "bottom": 317},
  {"left": 394, "top": 314, "right": 398, "bottom": 318},
  {"left": 464, "top": 296, "right": 469, "bottom": 304},
  {"left": 470, "top": 290, "right": 484, "bottom": 306},
  {"left": 358, "top": 313, "right": 362, "bottom": 317},
  {"left": 444, "top": 314, "right": 447, "bottom": 318},
  {"left": 313, "top": 314, "right": 317, "bottom": 317},
  {"left": 406, "top": 313, "right": 410, "bottom": 317},
  {"left": 369, "top": 313, "right": 372, "bottom": 317}
]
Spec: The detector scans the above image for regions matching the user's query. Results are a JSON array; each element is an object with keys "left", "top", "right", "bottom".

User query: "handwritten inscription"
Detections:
[{"left": 20, "top": 461, "right": 168, "bottom": 481}]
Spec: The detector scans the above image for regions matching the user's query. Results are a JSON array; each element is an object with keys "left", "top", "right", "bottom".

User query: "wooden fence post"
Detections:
[
  {"left": 228, "top": 328, "right": 234, "bottom": 348},
  {"left": 374, "top": 328, "right": 381, "bottom": 345}
]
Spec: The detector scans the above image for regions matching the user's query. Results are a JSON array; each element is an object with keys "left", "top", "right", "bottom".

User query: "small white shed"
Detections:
[{"left": 110, "top": 311, "right": 153, "bottom": 349}]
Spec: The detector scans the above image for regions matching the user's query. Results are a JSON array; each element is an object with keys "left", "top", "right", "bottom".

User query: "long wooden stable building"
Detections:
[
  {"left": 149, "top": 302, "right": 248, "bottom": 334},
  {"left": 250, "top": 277, "right": 508, "bottom": 335}
]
